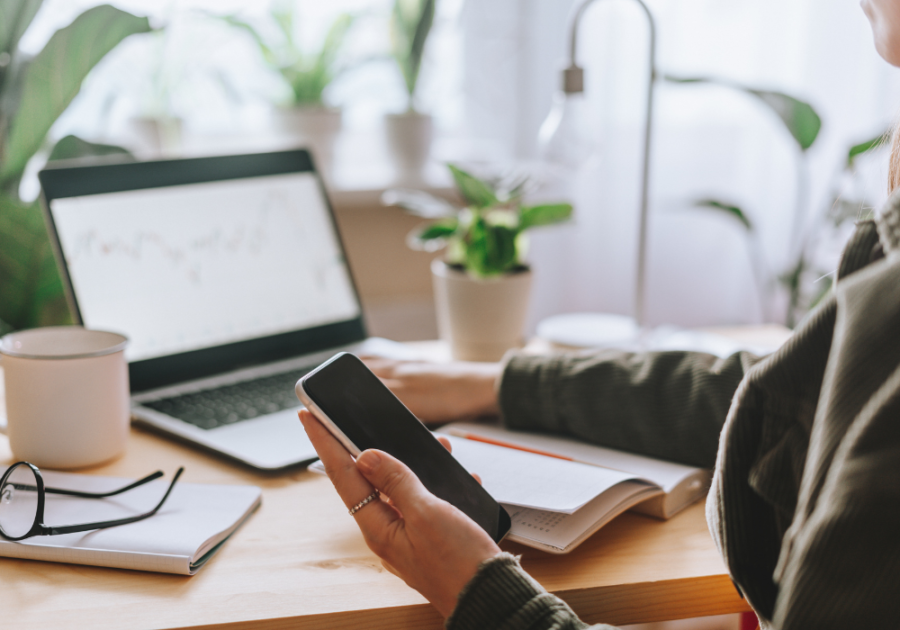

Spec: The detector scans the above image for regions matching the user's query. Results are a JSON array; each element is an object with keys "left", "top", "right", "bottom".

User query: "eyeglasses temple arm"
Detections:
[
  {"left": 44, "top": 468, "right": 184, "bottom": 537},
  {"left": 42, "top": 471, "right": 165, "bottom": 499}
]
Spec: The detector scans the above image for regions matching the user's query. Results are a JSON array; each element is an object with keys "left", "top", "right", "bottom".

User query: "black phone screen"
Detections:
[{"left": 300, "top": 353, "right": 510, "bottom": 543}]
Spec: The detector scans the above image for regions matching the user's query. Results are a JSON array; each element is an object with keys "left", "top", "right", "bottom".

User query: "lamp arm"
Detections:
[{"left": 566, "top": 0, "right": 657, "bottom": 328}]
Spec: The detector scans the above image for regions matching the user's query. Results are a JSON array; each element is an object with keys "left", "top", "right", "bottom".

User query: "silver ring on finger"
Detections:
[{"left": 349, "top": 491, "right": 380, "bottom": 516}]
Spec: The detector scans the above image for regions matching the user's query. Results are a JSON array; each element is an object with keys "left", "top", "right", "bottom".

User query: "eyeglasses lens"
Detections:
[{"left": 0, "top": 464, "right": 39, "bottom": 539}]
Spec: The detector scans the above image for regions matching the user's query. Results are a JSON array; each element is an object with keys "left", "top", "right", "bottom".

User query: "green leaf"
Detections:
[
  {"left": 847, "top": 133, "right": 887, "bottom": 169},
  {"left": 0, "top": 192, "right": 69, "bottom": 330},
  {"left": 0, "top": 5, "right": 151, "bottom": 187},
  {"left": 519, "top": 203, "right": 572, "bottom": 230},
  {"left": 223, "top": 16, "right": 277, "bottom": 66},
  {"left": 417, "top": 219, "right": 458, "bottom": 240},
  {"left": 391, "top": 0, "right": 435, "bottom": 101},
  {"left": 448, "top": 164, "right": 498, "bottom": 209},
  {"left": 0, "top": 0, "right": 43, "bottom": 57},
  {"left": 695, "top": 199, "right": 753, "bottom": 231},
  {"left": 664, "top": 74, "right": 822, "bottom": 151},
  {"left": 747, "top": 89, "right": 821, "bottom": 151},
  {"left": 47, "top": 134, "right": 134, "bottom": 162}
]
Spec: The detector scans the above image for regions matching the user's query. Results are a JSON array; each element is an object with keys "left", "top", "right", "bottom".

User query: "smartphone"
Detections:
[{"left": 296, "top": 352, "right": 511, "bottom": 544}]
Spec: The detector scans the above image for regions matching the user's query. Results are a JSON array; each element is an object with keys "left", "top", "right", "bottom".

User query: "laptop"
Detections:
[{"left": 39, "top": 149, "right": 409, "bottom": 470}]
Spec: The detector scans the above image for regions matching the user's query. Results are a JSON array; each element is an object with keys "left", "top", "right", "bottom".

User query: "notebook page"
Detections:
[
  {"left": 0, "top": 469, "right": 261, "bottom": 574},
  {"left": 445, "top": 436, "right": 639, "bottom": 513},
  {"left": 505, "top": 480, "right": 660, "bottom": 552},
  {"left": 442, "top": 423, "right": 699, "bottom": 493}
]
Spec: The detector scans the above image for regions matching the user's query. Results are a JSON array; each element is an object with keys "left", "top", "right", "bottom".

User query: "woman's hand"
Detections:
[
  {"left": 298, "top": 409, "right": 501, "bottom": 618},
  {"left": 361, "top": 358, "right": 503, "bottom": 424}
]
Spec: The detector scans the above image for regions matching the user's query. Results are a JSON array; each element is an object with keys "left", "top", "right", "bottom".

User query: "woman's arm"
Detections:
[
  {"left": 500, "top": 350, "right": 759, "bottom": 469},
  {"left": 367, "top": 349, "right": 759, "bottom": 469}
]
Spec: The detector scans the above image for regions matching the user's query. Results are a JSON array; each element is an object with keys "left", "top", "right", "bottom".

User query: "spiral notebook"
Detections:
[{"left": 0, "top": 469, "right": 261, "bottom": 575}]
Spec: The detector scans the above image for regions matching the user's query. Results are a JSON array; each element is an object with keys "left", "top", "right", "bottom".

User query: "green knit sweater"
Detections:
[{"left": 447, "top": 195, "right": 900, "bottom": 630}]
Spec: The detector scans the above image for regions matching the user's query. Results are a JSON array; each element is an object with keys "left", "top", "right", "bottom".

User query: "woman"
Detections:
[{"left": 299, "top": 1, "right": 900, "bottom": 627}]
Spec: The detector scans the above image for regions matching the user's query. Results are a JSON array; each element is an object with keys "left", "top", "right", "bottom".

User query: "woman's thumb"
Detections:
[{"left": 356, "top": 449, "right": 429, "bottom": 512}]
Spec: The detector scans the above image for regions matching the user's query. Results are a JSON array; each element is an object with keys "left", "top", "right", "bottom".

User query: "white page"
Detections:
[
  {"left": 442, "top": 423, "right": 699, "bottom": 493},
  {"left": 445, "top": 436, "right": 638, "bottom": 513},
  {"left": 505, "top": 480, "right": 658, "bottom": 551},
  {"left": 0, "top": 469, "right": 261, "bottom": 573}
]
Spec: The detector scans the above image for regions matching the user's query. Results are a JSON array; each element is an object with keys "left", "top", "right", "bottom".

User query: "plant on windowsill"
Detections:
[
  {"left": 385, "top": 0, "right": 436, "bottom": 184},
  {"left": 0, "top": 2, "right": 151, "bottom": 335},
  {"left": 225, "top": 8, "right": 356, "bottom": 175},
  {"left": 383, "top": 164, "right": 573, "bottom": 361}
]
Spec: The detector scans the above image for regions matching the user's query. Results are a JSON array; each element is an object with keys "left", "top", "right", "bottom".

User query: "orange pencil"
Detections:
[{"left": 454, "top": 432, "right": 574, "bottom": 462}]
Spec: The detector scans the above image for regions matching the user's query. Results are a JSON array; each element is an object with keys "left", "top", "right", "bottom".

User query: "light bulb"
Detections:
[
  {"left": 536, "top": 65, "right": 595, "bottom": 199},
  {"left": 537, "top": 91, "right": 594, "bottom": 170}
]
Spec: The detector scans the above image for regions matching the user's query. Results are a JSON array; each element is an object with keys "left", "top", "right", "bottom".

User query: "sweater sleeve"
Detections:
[
  {"left": 498, "top": 349, "right": 759, "bottom": 469},
  {"left": 446, "top": 553, "right": 617, "bottom": 630}
]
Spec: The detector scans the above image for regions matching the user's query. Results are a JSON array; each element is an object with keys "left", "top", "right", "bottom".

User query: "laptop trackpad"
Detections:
[{"left": 206, "top": 409, "right": 317, "bottom": 470}]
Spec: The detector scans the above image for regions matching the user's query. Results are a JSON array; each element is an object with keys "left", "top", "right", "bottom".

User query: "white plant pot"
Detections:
[
  {"left": 432, "top": 260, "right": 533, "bottom": 362},
  {"left": 385, "top": 111, "right": 433, "bottom": 184},
  {"left": 272, "top": 106, "right": 342, "bottom": 176},
  {"left": 128, "top": 116, "right": 183, "bottom": 157}
]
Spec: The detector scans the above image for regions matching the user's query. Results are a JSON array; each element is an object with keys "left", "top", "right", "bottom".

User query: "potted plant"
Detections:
[
  {"left": 226, "top": 8, "right": 355, "bottom": 176},
  {"left": 386, "top": 0, "right": 435, "bottom": 183},
  {"left": 384, "top": 165, "right": 573, "bottom": 360},
  {"left": 0, "top": 3, "right": 151, "bottom": 334}
]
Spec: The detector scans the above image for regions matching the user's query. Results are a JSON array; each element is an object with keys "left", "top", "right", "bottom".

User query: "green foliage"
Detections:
[
  {"left": 694, "top": 199, "right": 753, "bottom": 231},
  {"left": 0, "top": 193, "right": 68, "bottom": 331},
  {"left": 0, "top": 1, "right": 149, "bottom": 331},
  {"left": 847, "top": 133, "right": 886, "bottom": 169},
  {"left": 388, "top": 164, "right": 572, "bottom": 279},
  {"left": 448, "top": 163, "right": 497, "bottom": 209},
  {"left": 47, "top": 134, "right": 134, "bottom": 162},
  {"left": 225, "top": 10, "right": 355, "bottom": 107},
  {"left": 0, "top": 5, "right": 151, "bottom": 189},
  {"left": 664, "top": 75, "right": 822, "bottom": 152},
  {"left": 390, "top": 0, "right": 435, "bottom": 110}
]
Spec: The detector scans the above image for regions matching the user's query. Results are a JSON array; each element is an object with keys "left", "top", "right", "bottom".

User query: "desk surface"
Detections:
[{"left": 0, "top": 331, "right": 788, "bottom": 630}]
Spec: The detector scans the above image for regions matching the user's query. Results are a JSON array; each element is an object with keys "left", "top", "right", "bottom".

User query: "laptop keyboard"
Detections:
[{"left": 143, "top": 367, "right": 311, "bottom": 430}]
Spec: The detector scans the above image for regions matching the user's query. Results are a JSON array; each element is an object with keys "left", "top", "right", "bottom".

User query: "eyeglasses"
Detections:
[{"left": 0, "top": 462, "right": 184, "bottom": 541}]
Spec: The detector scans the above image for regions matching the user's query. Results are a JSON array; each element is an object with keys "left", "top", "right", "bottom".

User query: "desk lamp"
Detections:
[{"left": 536, "top": 0, "right": 657, "bottom": 348}]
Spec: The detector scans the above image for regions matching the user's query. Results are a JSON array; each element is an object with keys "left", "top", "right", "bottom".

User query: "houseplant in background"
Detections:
[
  {"left": 384, "top": 164, "right": 572, "bottom": 361},
  {"left": 225, "top": 7, "right": 355, "bottom": 176},
  {"left": 385, "top": 0, "right": 435, "bottom": 183},
  {"left": 666, "top": 75, "right": 887, "bottom": 326},
  {"left": 0, "top": 2, "right": 151, "bottom": 334}
]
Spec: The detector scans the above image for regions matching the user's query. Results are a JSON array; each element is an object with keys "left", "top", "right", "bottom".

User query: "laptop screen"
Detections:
[
  {"left": 40, "top": 150, "right": 367, "bottom": 392},
  {"left": 49, "top": 172, "right": 359, "bottom": 362}
]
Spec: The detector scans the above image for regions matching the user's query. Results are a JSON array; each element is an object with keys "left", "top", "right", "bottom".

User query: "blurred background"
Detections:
[{"left": 7, "top": 0, "right": 900, "bottom": 341}]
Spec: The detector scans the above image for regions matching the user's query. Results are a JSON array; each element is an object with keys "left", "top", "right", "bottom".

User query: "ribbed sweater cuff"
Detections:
[
  {"left": 446, "top": 553, "right": 547, "bottom": 630},
  {"left": 498, "top": 353, "right": 566, "bottom": 434}
]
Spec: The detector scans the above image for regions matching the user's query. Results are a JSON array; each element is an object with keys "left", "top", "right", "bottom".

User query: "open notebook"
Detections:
[
  {"left": 0, "top": 469, "right": 261, "bottom": 575},
  {"left": 311, "top": 423, "right": 710, "bottom": 554},
  {"left": 437, "top": 424, "right": 711, "bottom": 553}
]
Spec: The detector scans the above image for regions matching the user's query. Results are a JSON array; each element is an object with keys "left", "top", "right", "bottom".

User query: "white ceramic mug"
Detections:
[{"left": 0, "top": 326, "right": 129, "bottom": 469}]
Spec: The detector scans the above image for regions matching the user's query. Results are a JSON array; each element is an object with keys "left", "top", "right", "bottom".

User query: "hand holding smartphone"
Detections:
[{"left": 296, "top": 353, "right": 510, "bottom": 543}]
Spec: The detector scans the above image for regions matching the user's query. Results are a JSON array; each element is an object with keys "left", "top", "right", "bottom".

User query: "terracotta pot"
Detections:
[
  {"left": 432, "top": 260, "right": 533, "bottom": 362},
  {"left": 272, "top": 106, "right": 342, "bottom": 176},
  {"left": 385, "top": 111, "right": 433, "bottom": 184}
]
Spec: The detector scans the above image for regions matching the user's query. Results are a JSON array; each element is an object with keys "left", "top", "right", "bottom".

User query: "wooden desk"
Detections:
[{"left": 0, "top": 332, "right": 773, "bottom": 629}]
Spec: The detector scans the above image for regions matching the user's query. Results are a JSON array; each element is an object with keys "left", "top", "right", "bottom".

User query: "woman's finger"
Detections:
[
  {"left": 299, "top": 411, "right": 399, "bottom": 528},
  {"left": 356, "top": 449, "right": 433, "bottom": 518},
  {"left": 436, "top": 435, "right": 452, "bottom": 453}
]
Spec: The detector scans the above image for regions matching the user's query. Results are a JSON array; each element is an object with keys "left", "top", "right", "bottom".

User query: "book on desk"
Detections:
[
  {"left": 0, "top": 469, "right": 261, "bottom": 575},
  {"left": 313, "top": 423, "right": 710, "bottom": 554}
]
